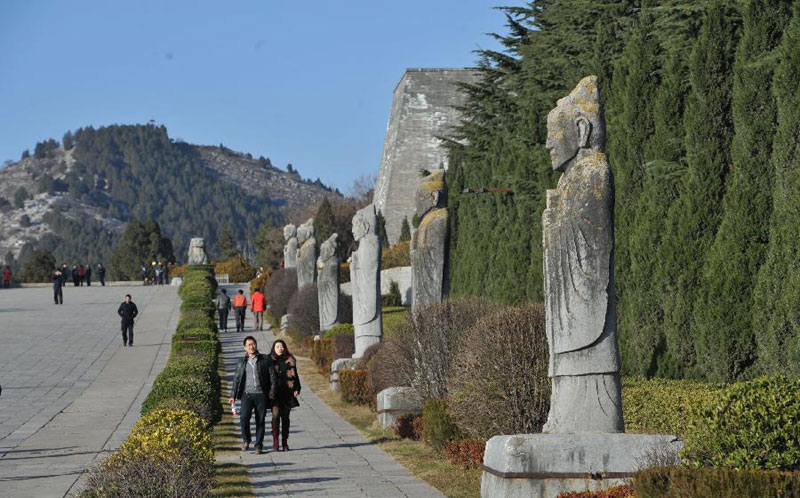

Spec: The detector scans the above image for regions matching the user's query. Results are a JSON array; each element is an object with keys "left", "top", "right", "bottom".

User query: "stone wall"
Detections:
[
  {"left": 373, "top": 68, "right": 479, "bottom": 244},
  {"left": 341, "top": 266, "right": 412, "bottom": 306}
]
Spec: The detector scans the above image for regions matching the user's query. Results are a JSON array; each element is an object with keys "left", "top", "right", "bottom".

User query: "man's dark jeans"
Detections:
[
  {"left": 218, "top": 308, "right": 229, "bottom": 331},
  {"left": 234, "top": 306, "right": 246, "bottom": 331},
  {"left": 54, "top": 287, "right": 63, "bottom": 304},
  {"left": 240, "top": 392, "right": 268, "bottom": 447},
  {"left": 121, "top": 323, "right": 134, "bottom": 345}
]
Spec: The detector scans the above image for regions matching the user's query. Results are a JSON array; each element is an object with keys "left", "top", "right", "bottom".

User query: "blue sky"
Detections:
[{"left": 0, "top": 1, "right": 512, "bottom": 193}]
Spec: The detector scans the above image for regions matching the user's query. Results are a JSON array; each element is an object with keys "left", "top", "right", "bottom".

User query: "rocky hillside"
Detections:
[{"left": 0, "top": 124, "right": 338, "bottom": 264}]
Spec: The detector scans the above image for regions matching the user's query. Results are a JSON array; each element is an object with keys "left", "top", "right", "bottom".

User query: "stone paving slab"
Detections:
[
  {"left": 0, "top": 285, "right": 180, "bottom": 497},
  {"left": 218, "top": 285, "right": 444, "bottom": 498}
]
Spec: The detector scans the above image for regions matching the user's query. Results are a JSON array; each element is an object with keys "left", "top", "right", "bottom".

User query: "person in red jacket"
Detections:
[
  {"left": 2, "top": 265, "right": 11, "bottom": 288},
  {"left": 232, "top": 289, "right": 248, "bottom": 332},
  {"left": 251, "top": 287, "right": 266, "bottom": 331}
]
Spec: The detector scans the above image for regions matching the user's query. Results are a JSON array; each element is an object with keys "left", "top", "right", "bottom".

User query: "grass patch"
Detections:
[
  {"left": 212, "top": 357, "right": 254, "bottom": 497},
  {"left": 293, "top": 349, "right": 480, "bottom": 498}
]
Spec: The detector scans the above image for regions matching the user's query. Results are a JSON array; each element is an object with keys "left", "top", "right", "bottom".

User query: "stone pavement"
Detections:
[
  {"left": 218, "top": 285, "right": 443, "bottom": 498},
  {"left": 0, "top": 284, "right": 181, "bottom": 497}
]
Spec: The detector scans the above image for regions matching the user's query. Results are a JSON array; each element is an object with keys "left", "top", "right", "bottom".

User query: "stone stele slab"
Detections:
[
  {"left": 481, "top": 433, "right": 682, "bottom": 498},
  {"left": 330, "top": 357, "right": 355, "bottom": 391},
  {"left": 376, "top": 387, "right": 422, "bottom": 428}
]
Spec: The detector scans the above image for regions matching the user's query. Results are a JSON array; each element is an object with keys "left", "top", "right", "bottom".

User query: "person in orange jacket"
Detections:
[
  {"left": 251, "top": 287, "right": 266, "bottom": 331},
  {"left": 233, "top": 289, "right": 248, "bottom": 332}
]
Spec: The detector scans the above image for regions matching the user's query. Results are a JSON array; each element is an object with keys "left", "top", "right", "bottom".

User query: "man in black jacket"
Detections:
[
  {"left": 228, "top": 336, "right": 276, "bottom": 454},
  {"left": 117, "top": 294, "right": 138, "bottom": 347}
]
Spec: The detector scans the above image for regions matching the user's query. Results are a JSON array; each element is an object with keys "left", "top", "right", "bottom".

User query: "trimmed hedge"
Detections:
[
  {"left": 171, "top": 339, "right": 218, "bottom": 369},
  {"left": 141, "top": 375, "right": 219, "bottom": 426},
  {"left": 176, "top": 309, "right": 217, "bottom": 334},
  {"left": 339, "top": 370, "right": 370, "bottom": 405},
  {"left": 633, "top": 466, "right": 800, "bottom": 498},
  {"left": 173, "top": 327, "right": 217, "bottom": 342}
]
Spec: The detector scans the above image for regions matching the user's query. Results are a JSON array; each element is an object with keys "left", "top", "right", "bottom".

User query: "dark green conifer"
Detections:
[
  {"left": 398, "top": 217, "right": 411, "bottom": 243},
  {"left": 313, "top": 198, "right": 336, "bottom": 247}
]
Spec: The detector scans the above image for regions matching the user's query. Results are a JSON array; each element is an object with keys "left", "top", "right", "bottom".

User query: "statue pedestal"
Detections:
[
  {"left": 330, "top": 358, "right": 354, "bottom": 391},
  {"left": 481, "top": 433, "right": 681, "bottom": 498},
  {"left": 376, "top": 387, "right": 422, "bottom": 428}
]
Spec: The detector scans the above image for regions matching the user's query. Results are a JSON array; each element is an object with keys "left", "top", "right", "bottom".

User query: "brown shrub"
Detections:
[
  {"left": 311, "top": 338, "right": 332, "bottom": 374},
  {"left": 264, "top": 268, "right": 297, "bottom": 319},
  {"left": 557, "top": 486, "right": 634, "bottom": 498},
  {"left": 339, "top": 370, "right": 370, "bottom": 405},
  {"left": 381, "top": 240, "right": 410, "bottom": 269},
  {"left": 393, "top": 414, "right": 422, "bottom": 440},
  {"left": 354, "top": 342, "right": 406, "bottom": 403},
  {"left": 444, "top": 439, "right": 485, "bottom": 470},
  {"left": 447, "top": 303, "right": 550, "bottom": 439},
  {"left": 287, "top": 283, "right": 319, "bottom": 338},
  {"left": 331, "top": 334, "right": 354, "bottom": 360}
]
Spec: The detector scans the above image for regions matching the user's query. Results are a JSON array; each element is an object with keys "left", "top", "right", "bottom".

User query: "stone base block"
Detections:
[
  {"left": 280, "top": 314, "right": 291, "bottom": 335},
  {"left": 330, "top": 358, "right": 355, "bottom": 391},
  {"left": 376, "top": 387, "right": 422, "bottom": 428},
  {"left": 481, "top": 433, "right": 682, "bottom": 498}
]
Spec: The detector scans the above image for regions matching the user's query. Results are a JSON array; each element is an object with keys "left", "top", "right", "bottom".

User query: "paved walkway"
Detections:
[
  {"left": 0, "top": 284, "right": 181, "bottom": 498},
  {"left": 218, "top": 285, "right": 443, "bottom": 497}
]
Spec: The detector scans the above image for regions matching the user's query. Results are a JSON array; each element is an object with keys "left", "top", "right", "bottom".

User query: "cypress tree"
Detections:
[
  {"left": 751, "top": 4, "right": 800, "bottom": 375},
  {"left": 314, "top": 197, "right": 336, "bottom": 247},
  {"left": 399, "top": 217, "right": 411, "bottom": 243},
  {"left": 658, "top": 0, "right": 739, "bottom": 378},
  {"left": 694, "top": 0, "right": 792, "bottom": 382}
]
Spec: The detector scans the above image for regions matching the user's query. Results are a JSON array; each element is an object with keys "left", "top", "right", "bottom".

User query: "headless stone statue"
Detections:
[
  {"left": 187, "top": 238, "right": 209, "bottom": 265},
  {"left": 283, "top": 224, "right": 298, "bottom": 269},
  {"left": 411, "top": 169, "right": 449, "bottom": 312},
  {"left": 296, "top": 218, "right": 317, "bottom": 289},
  {"left": 317, "top": 233, "right": 340, "bottom": 331},
  {"left": 351, "top": 204, "right": 382, "bottom": 358},
  {"left": 542, "top": 75, "right": 623, "bottom": 434}
]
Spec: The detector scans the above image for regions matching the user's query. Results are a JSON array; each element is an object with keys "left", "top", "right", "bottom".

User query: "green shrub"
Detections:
[
  {"left": 339, "top": 370, "right": 371, "bottom": 405},
  {"left": 331, "top": 334, "right": 354, "bottom": 360},
  {"left": 633, "top": 466, "right": 800, "bottom": 498},
  {"left": 158, "top": 355, "right": 214, "bottom": 381},
  {"left": 681, "top": 375, "right": 800, "bottom": 470},
  {"left": 422, "top": 399, "right": 460, "bottom": 450},
  {"left": 171, "top": 340, "right": 218, "bottom": 370},
  {"left": 176, "top": 310, "right": 216, "bottom": 333},
  {"left": 173, "top": 326, "right": 216, "bottom": 342},
  {"left": 180, "top": 299, "right": 215, "bottom": 317},
  {"left": 381, "top": 280, "right": 403, "bottom": 307},
  {"left": 381, "top": 306, "right": 409, "bottom": 339},
  {"left": 142, "top": 375, "right": 219, "bottom": 425},
  {"left": 622, "top": 378, "right": 724, "bottom": 438},
  {"left": 323, "top": 323, "right": 354, "bottom": 338},
  {"left": 311, "top": 338, "right": 332, "bottom": 375}
]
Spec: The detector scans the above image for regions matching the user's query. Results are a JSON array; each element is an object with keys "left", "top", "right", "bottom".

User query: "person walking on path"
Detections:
[
  {"left": 216, "top": 289, "right": 232, "bottom": 332},
  {"left": 85, "top": 264, "right": 92, "bottom": 286},
  {"left": 2, "top": 265, "right": 11, "bottom": 288},
  {"left": 97, "top": 263, "right": 106, "bottom": 286},
  {"left": 53, "top": 268, "right": 63, "bottom": 304},
  {"left": 163, "top": 261, "right": 170, "bottom": 285},
  {"left": 77, "top": 265, "right": 85, "bottom": 286},
  {"left": 233, "top": 289, "right": 248, "bottom": 332},
  {"left": 71, "top": 266, "right": 79, "bottom": 287},
  {"left": 270, "top": 339, "right": 301, "bottom": 451},
  {"left": 251, "top": 287, "right": 266, "bottom": 331},
  {"left": 117, "top": 294, "right": 139, "bottom": 347},
  {"left": 60, "top": 264, "right": 69, "bottom": 288},
  {"left": 229, "top": 336, "right": 276, "bottom": 455}
]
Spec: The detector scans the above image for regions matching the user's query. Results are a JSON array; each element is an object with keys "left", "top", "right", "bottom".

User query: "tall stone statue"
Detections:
[
  {"left": 187, "top": 238, "right": 208, "bottom": 265},
  {"left": 317, "top": 233, "right": 340, "bottom": 331},
  {"left": 351, "top": 204, "right": 382, "bottom": 358},
  {"left": 296, "top": 218, "right": 317, "bottom": 290},
  {"left": 283, "top": 224, "right": 298, "bottom": 269},
  {"left": 542, "top": 75, "right": 623, "bottom": 434},
  {"left": 411, "top": 169, "right": 449, "bottom": 312}
]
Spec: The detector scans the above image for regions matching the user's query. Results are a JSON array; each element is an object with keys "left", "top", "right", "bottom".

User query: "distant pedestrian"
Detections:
[
  {"left": 77, "top": 264, "right": 85, "bottom": 286},
  {"left": 2, "top": 265, "right": 11, "bottom": 288},
  {"left": 53, "top": 269, "right": 63, "bottom": 304},
  {"left": 60, "top": 264, "right": 69, "bottom": 288},
  {"left": 163, "top": 262, "right": 170, "bottom": 285},
  {"left": 251, "top": 287, "right": 266, "bottom": 331},
  {"left": 154, "top": 264, "right": 161, "bottom": 285},
  {"left": 233, "top": 289, "right": 248, "bottom": 332},
  {"left": 217, "top": 289, "right": 232, "bottom": 332},
  {"left": 140, "top": 264, "right": 147, "bottom": 284},
  {"left": 97, "top": 263, "right": 106, "bottom": 286},
  {"left": 270, "top": 339, "right": 301, "bottom": 451},
  {"left": 72, "top": 266, "right": 79, "bottom": 286},
  {"left": 118, "top": 294, "right": 139, "bottom": 347},
  {"left": 85, "top": 264, "right": 92, "bottom": 286},
  {"left": 229, "top": 336, "right": 275, "bottom": 455}
]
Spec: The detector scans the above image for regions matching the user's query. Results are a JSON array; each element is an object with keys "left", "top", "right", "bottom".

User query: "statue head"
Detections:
[
  {"left": 283, "top": 224, "right": 296, "bottom": 241},
  {"left": 297, "top": 218, "right": 314, "bottom": 245},
  {"left": 545, "top": 75, "right": 604, "bottom": 172},
  {"left": 352, "top": 204, "right": 376, "bottom": 242},
  {"left": 415, "top": 169, "right": 447, "bottom": 217},
  {"left": 320, "top": 233, "right": 338, "bottom": 261},
  {"left": 189, "top": 237, "right": 205, "bottom": 249}
]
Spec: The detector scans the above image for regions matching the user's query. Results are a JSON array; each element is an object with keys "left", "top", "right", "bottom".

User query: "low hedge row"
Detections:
[
  {"left": 80, "top": 264, "right": 220, "bottom": 498},
  {"left": 633, "top": 466, "right": 800, "bottom": 497}
]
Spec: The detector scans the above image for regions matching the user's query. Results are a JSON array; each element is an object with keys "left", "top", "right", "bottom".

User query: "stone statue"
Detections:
[
  {"left": 317, "top": 233, "right": 340, "bottom": 331},
  {"left": 296, "top": 218, "right": 317, "bottom": 290},
  {"left": 411, "top": 169, "right": 448, "bottom": 312},
  {"left": 283, "top": 224, "right": 298, "bottom": 269},
  {"left": 187, "top": 237, "right": 208, "bottom": 265},
  {"left": 351, "top": 204, "right": 382, "bottom": 357},
  {"left": 542, "top": 75, "right": 623, "bottom": 434}
]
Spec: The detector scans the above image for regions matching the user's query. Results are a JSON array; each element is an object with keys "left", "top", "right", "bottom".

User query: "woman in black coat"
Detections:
[{"left": 270, "top": 339, "right": 301, "bottom": 451}]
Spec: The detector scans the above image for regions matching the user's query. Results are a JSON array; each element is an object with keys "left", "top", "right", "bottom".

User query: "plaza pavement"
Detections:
[
  {"left": 0, "top": 284, "right": 180, "bottom": 497},
  {"left": 218, "top": 284, "right": 444, "bottom": 497}
]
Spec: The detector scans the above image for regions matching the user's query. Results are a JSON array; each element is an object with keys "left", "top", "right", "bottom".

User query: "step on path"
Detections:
[
  {"left": 0, "top": 285, "right": 181, "bottom": 497},
  {"left": 218, "top": 284, "right": 444, "bottom": 498}
]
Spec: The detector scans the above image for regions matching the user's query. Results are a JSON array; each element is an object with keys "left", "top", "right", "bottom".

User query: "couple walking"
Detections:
[{"left": 229, "top": 336, "right": 301, "bottom": 454}]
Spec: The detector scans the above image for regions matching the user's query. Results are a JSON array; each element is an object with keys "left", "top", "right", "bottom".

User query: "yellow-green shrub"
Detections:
[
  {"left": 633, "top": 466, "right": 800, "bottom": 497},
  {"left": 214, "top": 256, "right": 256, "bottom": 283},
  {"left": 311, "top": 338, "right": 332, "bottom": 375},
  {"left": 323, "top": 323, "right": 354, "bottom": 338},
  {"left": 141, "top": 375, "right": 219, "bottom": 425},
  {"left": 176, "top": 309, "right": 217, "bottom": 333},
  {"left": 382, "top": 306, "right": 409, "bottom": 339},
  {"left": 422, "top": 399, "right": 460, "bottom": 450},
  {"left": 339, "top": 370, "right": 370, "bottom": 405},
  {"left": 622, "top": 378, "right": 724, "bottom": 437},
  {"left": 381, "top": 240, "right": 410, "bottom": 269}
]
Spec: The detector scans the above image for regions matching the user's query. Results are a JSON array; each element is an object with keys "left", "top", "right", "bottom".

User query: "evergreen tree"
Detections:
[
  {"left": 313, "top": 198, "right": 336, "bottom": 247},
  {"left": 376, "top": 210, "right": 389, "bottom": 249},
  {"left": 217, "top": 227, "right": 239, "bottom": 260},
  {"left": 399, "top": 217, "right": 411, "bottom": 243},
  {"left": 694, "top": 0, "right": 793, "bottom": 382},
  {"left": 108, "top": 219, "right": 174, "bottom": 279},
  {"left": 254, "top": 221, "right": 284, "bottom": 270},
  {"left": 62, "top": 131, "right": 74, "bottom": 150},
  {"left": 20, "top": 249, "right": 56, "bottom": 283},
  {"left": 13, "top": 187, "right": 28, "bottom": 208},
  {"left": 21, "top": 149, "right": 29, "bottom": 160},
  {"left": 751, "top": 4, "right": 800, "bottom": 375},
  {"left": 658, "top": 0, "right": 740, "bottom": 378}
]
